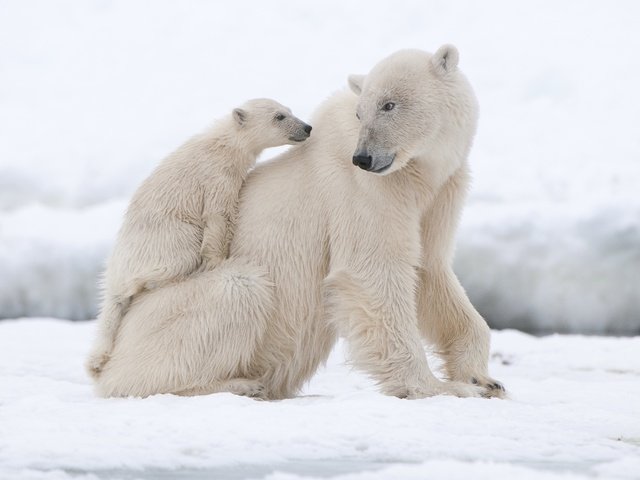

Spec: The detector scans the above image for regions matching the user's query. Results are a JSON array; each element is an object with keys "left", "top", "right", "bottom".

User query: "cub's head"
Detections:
[
  {"left": 232, "top": 99, "right": 312, "bottom": 150},
  {"left": 348, "top": 45, "right": 477, "bottom": 175}
]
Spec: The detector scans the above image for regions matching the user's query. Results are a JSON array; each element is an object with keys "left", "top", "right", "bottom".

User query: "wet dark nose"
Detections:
[
  {"left": 303, "top": 124, "right": 312, "bottom": 134},
  {"left": 352, "top": 154, "right": 372, "bottom": 170}
]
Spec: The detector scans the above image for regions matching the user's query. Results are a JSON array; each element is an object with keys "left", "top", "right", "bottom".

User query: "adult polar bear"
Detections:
[{"left": 96, "top": 46, "right": 505, "bottom": 400}]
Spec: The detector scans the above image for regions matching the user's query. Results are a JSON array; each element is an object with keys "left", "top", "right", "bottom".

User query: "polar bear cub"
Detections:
[{"left": 86, "top": 99, "right": 312, "bottom": 379}]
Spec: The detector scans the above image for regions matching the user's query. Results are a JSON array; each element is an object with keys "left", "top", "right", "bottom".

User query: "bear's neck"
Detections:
[{"left": 206, "top": 119, "right": 261, "bottom": 167}]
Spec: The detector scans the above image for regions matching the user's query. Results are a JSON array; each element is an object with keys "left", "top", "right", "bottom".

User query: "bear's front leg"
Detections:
[
  {"left": 325, "top": 269, "right": 483, "bottom": 399},
  {"left": 416, "top": 265, "right": 506, "bottom": 398}
]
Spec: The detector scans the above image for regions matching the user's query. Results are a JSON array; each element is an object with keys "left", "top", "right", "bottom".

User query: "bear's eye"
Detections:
[
  {"left": 355, "top": 112, "right": 360, "bottom": 120},
  {"left": 382, "top": 102, "right": 395, "bottom": 112},
  {"left": 275, "top": 113, "right": 286, "bottom": 121}
]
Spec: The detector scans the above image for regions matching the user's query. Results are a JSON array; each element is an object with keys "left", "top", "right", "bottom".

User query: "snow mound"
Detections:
[
  {"left": 456, "top": 199, "right": 640, "bottom": 335},
  {"left": 0, "top": 202, "right": 125, "bottom": 320}
]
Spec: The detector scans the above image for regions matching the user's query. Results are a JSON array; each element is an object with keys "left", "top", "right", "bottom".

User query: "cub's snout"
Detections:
[{"left": 290, "top": 122, "right": 312, "bottom": 143}]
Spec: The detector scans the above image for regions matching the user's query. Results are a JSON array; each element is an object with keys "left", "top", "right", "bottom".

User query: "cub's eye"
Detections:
[
  {"left": 355, "top": 112, "right": 360, "bottom": 120},
  {"left": 275, "top": 113, "right": 286, "bottom": 121},
  {"left": 382, "top": 102, "right": 395, "bottom": 111}
]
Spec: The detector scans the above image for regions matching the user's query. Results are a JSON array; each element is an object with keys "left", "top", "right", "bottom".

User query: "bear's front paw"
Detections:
[
  {"left": 392, "top": 381, "right": 484, "bottom": 399},
  {"left": 471, "top": 376, "right": 506, "bottom": 398}
]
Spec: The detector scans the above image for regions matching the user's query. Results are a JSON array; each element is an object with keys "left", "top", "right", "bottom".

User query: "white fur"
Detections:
[
  {"left": 86, "top": 99, "right": 310, "bottom": 379},
  {"left": 95, "top": 47, "right": 505, "bottom": 399}
]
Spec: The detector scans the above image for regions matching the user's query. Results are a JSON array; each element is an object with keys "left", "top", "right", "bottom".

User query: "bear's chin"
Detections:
[
  {"left": 370, "top": 163, "right": 393, "bottom": 174},
  {"left": 373, "top": 155, "right": 412, "bottom": 176}
]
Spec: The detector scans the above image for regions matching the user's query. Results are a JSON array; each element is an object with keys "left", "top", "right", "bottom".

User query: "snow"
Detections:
[
  {"left": 1, "top": 1, "right": 640, "bottom": 332},
  {"left": 1, "top": 319, "right": 639, "bottom": 480}
]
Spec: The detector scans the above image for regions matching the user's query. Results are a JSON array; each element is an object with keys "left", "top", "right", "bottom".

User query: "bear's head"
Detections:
[
  {"left": 348, "top": 45, "right": 478, "bottom": 176},
  {"left": 232, "top": 99, "right": 312, "bottom": 151}
]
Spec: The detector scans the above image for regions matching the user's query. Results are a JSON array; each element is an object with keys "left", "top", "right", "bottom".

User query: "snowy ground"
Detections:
[
  {"left": 1, "top": 319, "right": 639, "bottom": 480},
  {"left": 1, "top": 1, "right": 639, "bottom": 333}
]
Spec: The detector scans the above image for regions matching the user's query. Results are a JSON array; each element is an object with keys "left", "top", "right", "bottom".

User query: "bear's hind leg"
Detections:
[{"left": 95, "top": 259, "right": 275, "bottom": 398}]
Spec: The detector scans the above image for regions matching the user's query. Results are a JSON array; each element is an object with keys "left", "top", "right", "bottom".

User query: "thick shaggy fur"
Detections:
[
  {"left": 86, "top": 99, "right": 310, "bottom": 379},
  {"left": 95, "top": 47, "right": 505, "bottom": 399}
]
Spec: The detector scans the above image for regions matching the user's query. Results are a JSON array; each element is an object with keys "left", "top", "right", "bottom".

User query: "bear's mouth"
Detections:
[
  {"left": 370, "top": 156, "right": 396, "bottom": 174},
  {"left": 289, "top": 135, "right": 309, "bottom": 143},
  {"left": 371, "top": 163, "right": 392, "bottom": 174}
]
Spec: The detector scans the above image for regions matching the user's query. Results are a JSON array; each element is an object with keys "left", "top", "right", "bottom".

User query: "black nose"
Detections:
[
  {"left": 304, "top": 124, "right": 312, "bottom": 134},
  {"left": 352, "top": 154, "right": 372, "bottom": 170}
]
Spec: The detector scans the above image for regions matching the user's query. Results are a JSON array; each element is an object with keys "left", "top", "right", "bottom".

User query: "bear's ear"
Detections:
[
  {"left": 431, "top": 44, "right": 459, "bottom": 76},
  {"left": 232, "top": 108, "right": 247, "bottom": 126},
  {"left": 348, "top": 74, "right": 365, "bottom": 95}
]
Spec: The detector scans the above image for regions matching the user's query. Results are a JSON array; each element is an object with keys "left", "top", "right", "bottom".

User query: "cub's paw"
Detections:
[{"left": 198, "top": 255, "right": 224, "bottom": 273}]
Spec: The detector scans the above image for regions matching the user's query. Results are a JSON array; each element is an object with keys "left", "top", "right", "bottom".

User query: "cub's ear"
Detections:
[
  {"left": 232, "top": 108, "right": 247, "bottom": 125},
  {"left": 348, "top": 74, "right": 365, "bottom": 95},
  {"left": 431, "top": 44, "right": 459, "bottom": 76}
]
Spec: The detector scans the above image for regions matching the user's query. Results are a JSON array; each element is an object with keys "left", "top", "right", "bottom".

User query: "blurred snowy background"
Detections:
[{"left": 1, "top": 0, "right": 639, "bottom": 334}]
